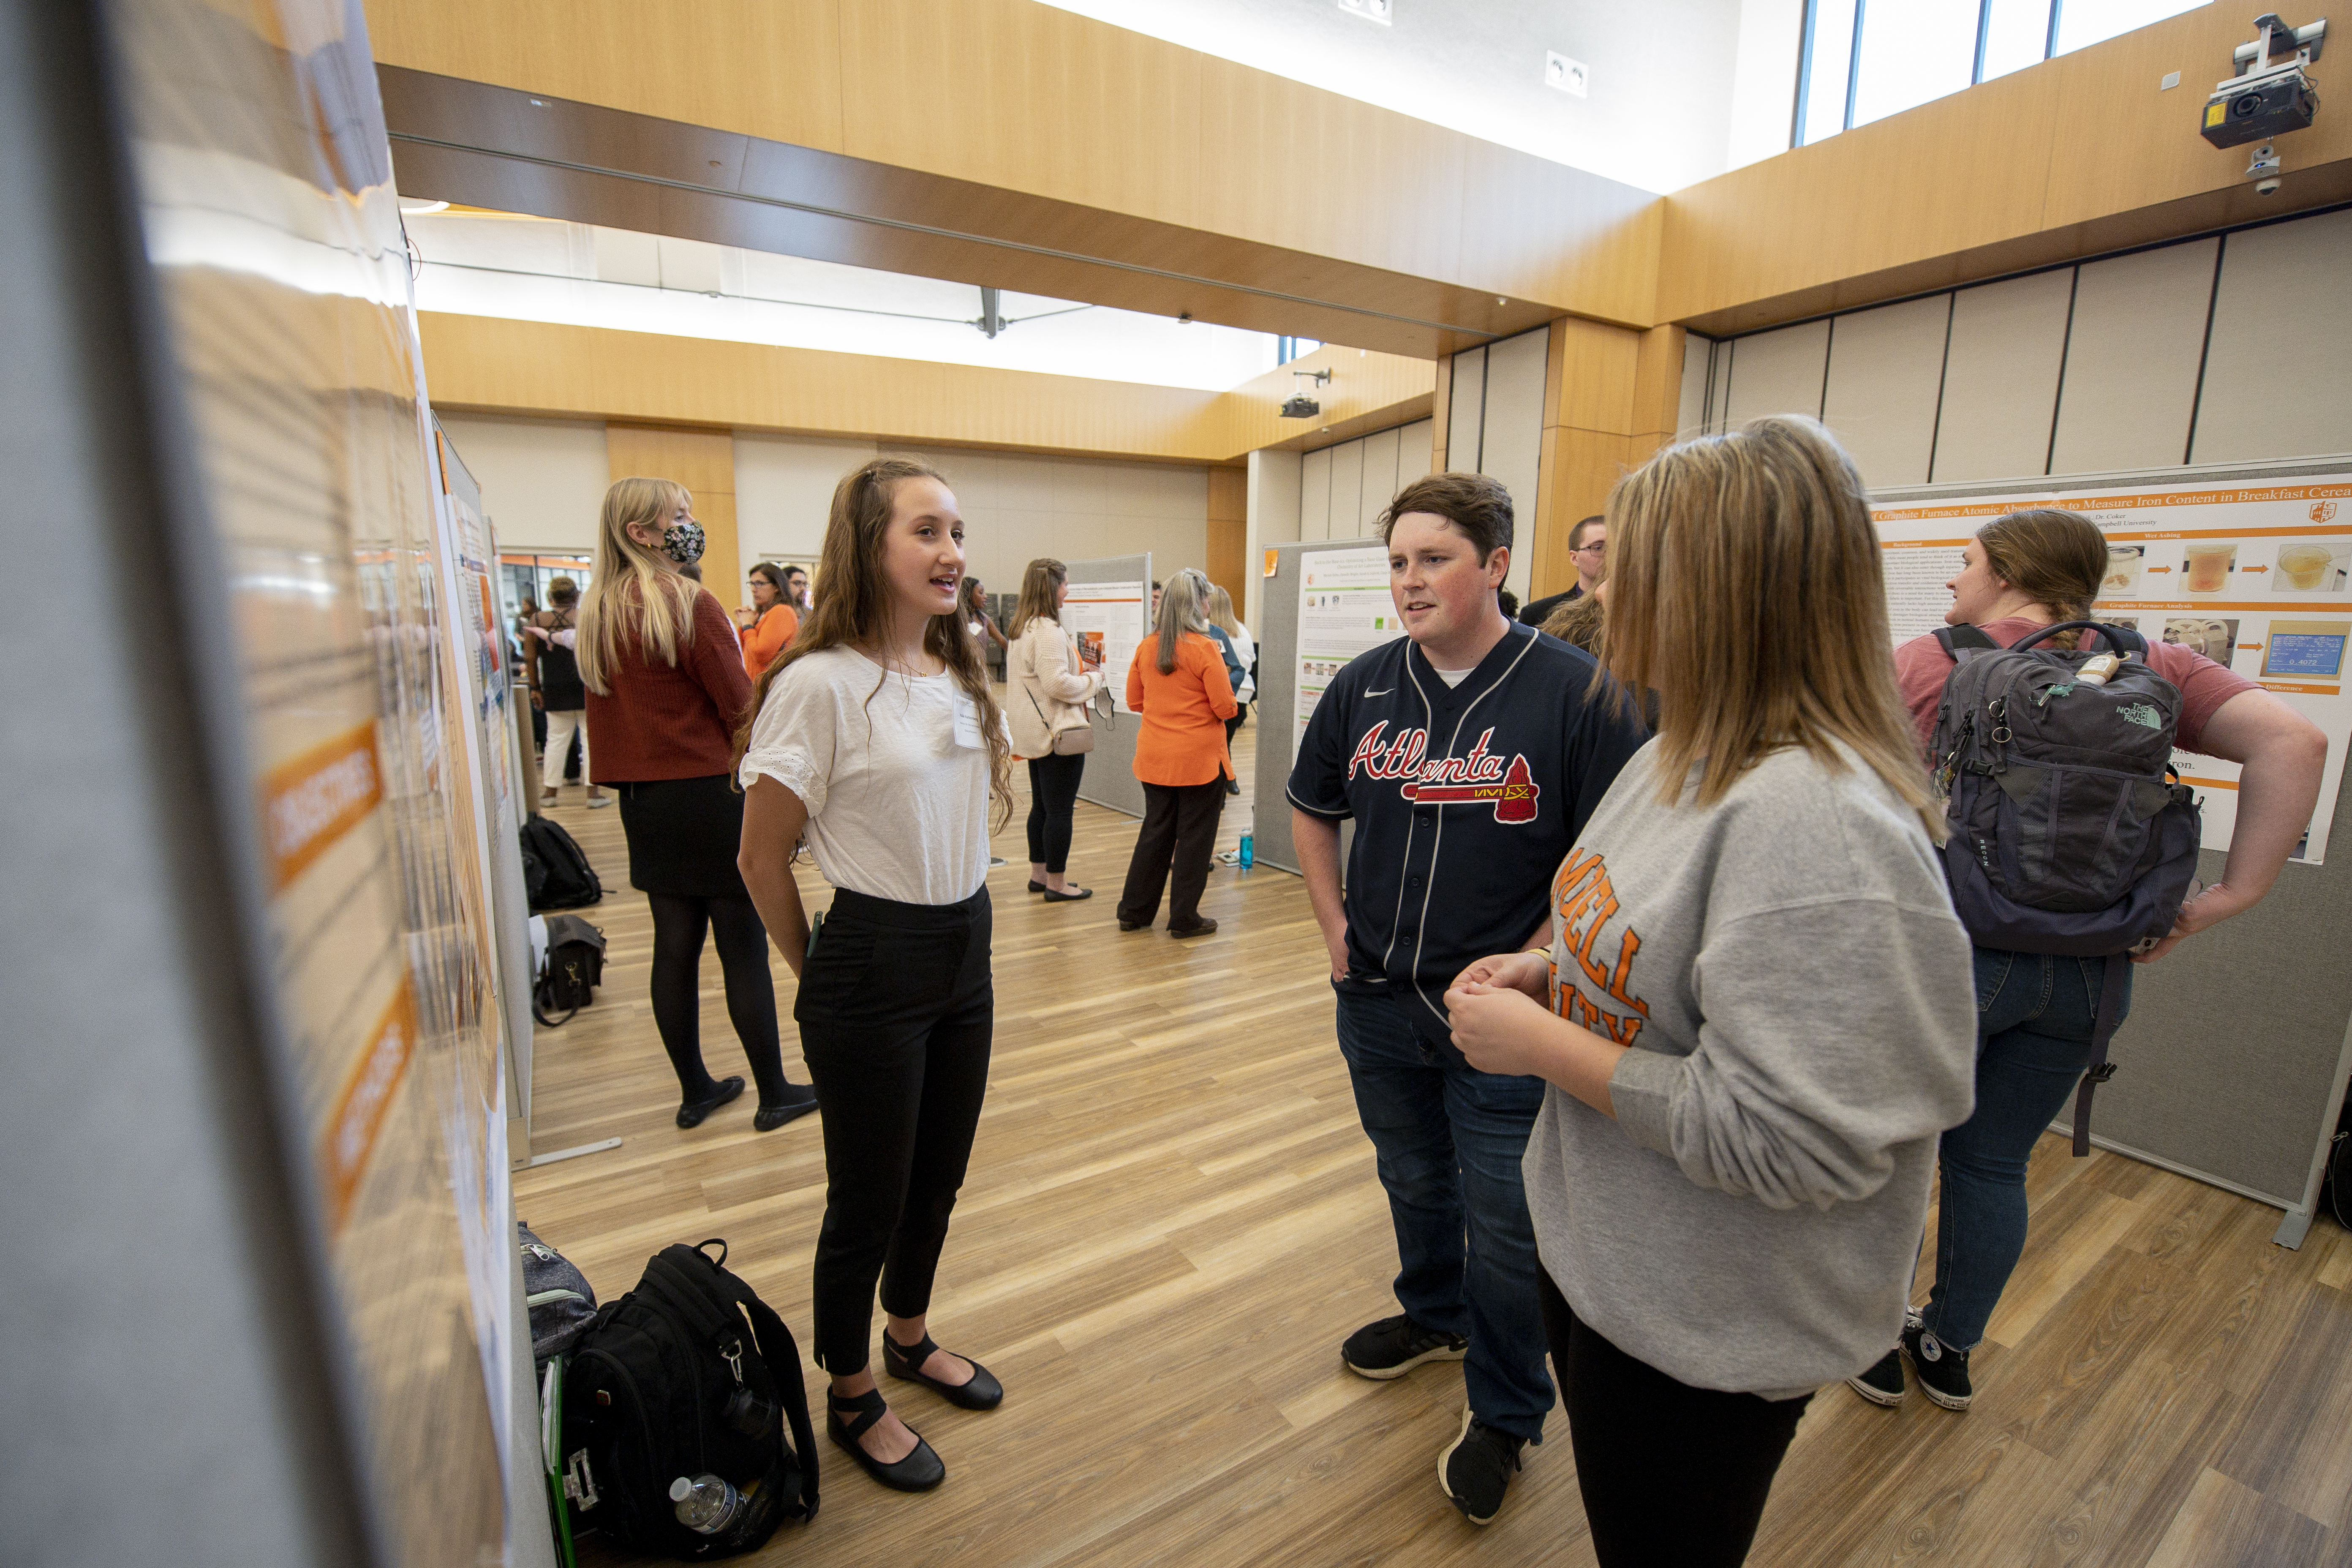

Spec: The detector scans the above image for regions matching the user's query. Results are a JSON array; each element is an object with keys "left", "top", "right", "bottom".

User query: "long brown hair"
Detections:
[
  {"left": 577, "top": 476, "right": 698, "bottom": 694},
  {"left": 732, "top": 457, "right": 1013, "bottom": 827},
  {"left": 1976, "top": 507, "right": 2106, "bottom": 649},
  {"left": 1007, "top": 557, "right": 1067, "bottom": 640},
  {"left": 1603, "top": 415, "right": 1943, "bottom": 840}
]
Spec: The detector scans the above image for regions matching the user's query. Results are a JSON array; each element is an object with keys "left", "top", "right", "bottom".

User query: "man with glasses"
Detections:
[{"left": 1517, "top": 514, "right": 1605, "bottom": 628}]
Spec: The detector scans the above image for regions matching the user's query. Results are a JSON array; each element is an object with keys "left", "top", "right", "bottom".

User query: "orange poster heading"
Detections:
[
  {"left": 260, "top": 722, "right": 383, "bottom": 894},
  {"left": 320, "top": 983, "right": 419, "bottom": 1238},
  {"left": 1875, "top": 482, "right": 2352, "bottom": 524}
]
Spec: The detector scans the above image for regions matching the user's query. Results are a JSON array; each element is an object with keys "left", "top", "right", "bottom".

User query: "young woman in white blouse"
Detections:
[{"left": 735, "top": 457, "right": 1015, "bottom": 1494}]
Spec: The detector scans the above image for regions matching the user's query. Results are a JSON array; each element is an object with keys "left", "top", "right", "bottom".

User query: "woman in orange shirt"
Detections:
[
  {"left": 742, "top": 560, "right": 800, "bottom": 677},
  {"left": 1115, "top": 569, "right": 1239, "bottom": 937}
]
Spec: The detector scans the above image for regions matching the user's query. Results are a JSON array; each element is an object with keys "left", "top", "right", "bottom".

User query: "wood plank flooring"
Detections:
[{"left": 517, "top": 712, "right": 2352, "bottom": 1568}]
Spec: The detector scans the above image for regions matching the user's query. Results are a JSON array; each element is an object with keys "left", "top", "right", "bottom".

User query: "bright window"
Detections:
[
  {"left": 2054, "top": 0, "right": 2205, "bottom": 55},
  {"left": 1849, "top": 0, "right": 1981, "bottom": 128},
  {"left": 1978, "top": 0, "right": 2055, "bottom": 82}
]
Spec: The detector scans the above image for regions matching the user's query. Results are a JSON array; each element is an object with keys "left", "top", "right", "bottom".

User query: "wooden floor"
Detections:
[{"left": 518, "top": 712, "right": 2352, "bottom": 1568}]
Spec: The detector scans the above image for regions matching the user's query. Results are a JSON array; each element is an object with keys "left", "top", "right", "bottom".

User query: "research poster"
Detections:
[
  {"left": 1875, "top": 474, "right": 2352, "bottom": 863},
  {"left": 1295, "top": 544, "right": 1409, "bottom": 762},
  {"left": 1062, "top": 580, "right": 1148, "bottom": 713}
]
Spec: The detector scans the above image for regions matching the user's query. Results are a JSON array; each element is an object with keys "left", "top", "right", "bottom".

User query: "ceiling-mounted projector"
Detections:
[
  {"left": 1280, "top": 395, "right": 1320, "bottom": 419},
  {"left": 2202, "top": 12, "right": 2325, "bottom": 148}
]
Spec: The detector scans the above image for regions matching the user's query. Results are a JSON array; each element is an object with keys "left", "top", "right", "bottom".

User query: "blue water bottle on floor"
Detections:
[{"left": 1238, "top": 833, "right": 1253, "bottom": 868}]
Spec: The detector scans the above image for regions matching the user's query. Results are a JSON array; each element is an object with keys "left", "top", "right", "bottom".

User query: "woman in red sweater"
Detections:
[{"left": 580, "top": 477, "right": 817, "bottom": 1131}]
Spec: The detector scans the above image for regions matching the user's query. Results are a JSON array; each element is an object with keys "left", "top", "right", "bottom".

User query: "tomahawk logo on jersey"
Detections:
[{"left": 1287, "top": 620, "right": 1650, "bottom": 1030}]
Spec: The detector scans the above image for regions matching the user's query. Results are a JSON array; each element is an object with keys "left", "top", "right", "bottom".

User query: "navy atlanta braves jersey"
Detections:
[{"left": 1286, "top": 620, "right": 1649, "bottom": 1037}]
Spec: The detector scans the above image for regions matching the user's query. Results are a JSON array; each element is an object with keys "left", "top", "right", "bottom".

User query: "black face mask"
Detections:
[{"left": 661, "top": 520, "right": 705, "bottom": 566}]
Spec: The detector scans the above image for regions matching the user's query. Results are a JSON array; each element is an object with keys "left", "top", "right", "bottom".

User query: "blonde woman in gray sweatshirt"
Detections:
[{"left": 1446, "top": 416, "right": 1978, "bottom": 1568}]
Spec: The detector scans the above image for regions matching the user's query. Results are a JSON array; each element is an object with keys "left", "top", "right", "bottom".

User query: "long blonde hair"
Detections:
[
  {"left": 1154, "top": 569, "right": 1210, "bottom": 674},
  {"left": 733, "top": 457, "right": 1013, "bottom": 827},
  {"left": 1007, "top": 557, "right": 1067, "bottom": 641},
  {"left": 1603, "top": 415, "right": 1943, "bottom": 840},
  {"left": 1205, "top": 583, "right": 1242, "bottom": 637},
  {"left": 577, "top": 476, "right": 699, "bottom": 694}
]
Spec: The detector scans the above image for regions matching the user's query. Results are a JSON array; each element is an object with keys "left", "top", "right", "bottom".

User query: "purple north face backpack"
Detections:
[{"left": 1928, "top": 620, "right": 2203, "bottom": 1154}]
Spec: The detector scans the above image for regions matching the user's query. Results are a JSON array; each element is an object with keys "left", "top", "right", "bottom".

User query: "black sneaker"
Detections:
[
  {"left": 1847, "top": 1345, "right": 1907, "bottom": 1407},
  {"left": 1903, "top": 1319, "right": 1973, "bottom": 1410},
  {"left": 1340, "top": 1313, "right": 1467, "bottom": 1380},
  {"left": 1437, "top": 1409, "right": 1523, "bottom": 1525}
]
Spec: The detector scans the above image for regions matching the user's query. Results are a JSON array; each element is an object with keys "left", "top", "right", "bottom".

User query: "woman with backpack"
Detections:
[
  {"left": 1005, "top": 556, "right": 1105, "bottom": 902},
  {"left": 578, "top": 477, "right": 819, "bottom": 1134},
  {"left": 735, "top": 457, "right": 1015, "bottom": 1493},
  {"left": 523, "top": 576, "right": 608, "bottom": 809},
  {"left": 1847, "top": 506, "right": 2326, "bottom": 1414},
  {"left": 1115, "top": 569, "right": 1239, "bottom": 937},
  {"left": 1443, "top": 416, "right": 1981, "bottom": 1566}
]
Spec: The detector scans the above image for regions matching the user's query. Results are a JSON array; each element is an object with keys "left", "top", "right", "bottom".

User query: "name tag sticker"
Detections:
[{"left": 953, "top": 696, "right": 985, "bottom": 749}]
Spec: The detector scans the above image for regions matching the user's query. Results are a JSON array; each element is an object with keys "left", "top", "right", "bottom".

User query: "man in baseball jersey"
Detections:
[{"left": 1287, "top": 472, "right": 1648, "bottom": 1525}]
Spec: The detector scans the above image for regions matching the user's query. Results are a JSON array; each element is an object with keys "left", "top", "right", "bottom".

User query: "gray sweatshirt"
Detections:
[{"left": 1523, "top": 738, "right": 1977, "bottom": 1400}]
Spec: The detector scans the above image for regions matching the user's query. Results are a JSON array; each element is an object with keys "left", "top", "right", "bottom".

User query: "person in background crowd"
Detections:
[
  {"left": 785, "top": 563, "right": 813, "bottom": 615},
  {"left": 1198, "top": 588, "right": 1252, "bottom": 798},
  {"left": 1205, "top": 585, "right": 1257, "bottom": 796},
  {"left": 1006, "top": 556, "right": 1105, "bottom": 903},
  {"left": 1116, "top": 569, "right": 1238, "bottom": 937},
  {"left": 1848, "top": 507, "right": 2327, "bottom": 1415},
  {"left": 1287, "top": 472, "right": 1648, "bottom": 1527},
  {"left": 1519, "top": 514, "right": 1606, "bottom": 626},
  {"left": 1446, "top": 416, "right": 1979, "bottom": 1566},
  {"left": 678, "top": 559, "right": 702, "bottom": 582},
  {"left": 1150, "top": 579, "right": 1163, "bottom": 619},
  {"left": 962, "top": 577, "right": 1007, "bottom": 665},
  {"left": 513, "top": 595, "right": 539, "bottom": 663},
  {"left": 736, "top": 457, "right": 1014, "bottom": 1494},
  {"left": 578, "top": 476, "right": 818, "bottom": 1135},
  {"left": 523, "top": 576, "right": 607, "bottom": 809},
  {"left": 742, "top": 561, "right": 799, "bottom": 678},
  {"left": 1497, "top": 588, "right": 1519, "bottom": 621},
  {"left": 1540, "top": 584, "right": 1606, "bottom": 656}
]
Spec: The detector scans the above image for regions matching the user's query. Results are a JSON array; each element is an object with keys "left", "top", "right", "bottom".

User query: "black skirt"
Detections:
[{"left": 613, "top": 773, "right": 749, "bottom": 898}]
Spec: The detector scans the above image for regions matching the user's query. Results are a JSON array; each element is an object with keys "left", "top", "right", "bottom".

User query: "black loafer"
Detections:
[
  {"left": 754, "top": 1086, "right": 819, "bottom": 1131},
  {"left": 1118, "top": 919, "right": 1149, "bottom": 931},
  {"left": 1027, "top": 879, "right": 1048, "bottom": 893},
  {"left": 883, "top": 1330, "right": 1004, "bottom": 1410},
  {"left": 828, "top": 1387, "right": 944, "bottom": 1491},
  {"left": 676, "top": 1076, "right": 744, "bottom": 1128},
  {"left": 1169, "top": 918, "right": 1218, "bottom": 938},
  {"left": 1042, "top": 886, "right": 1092, "bottom": 902}
]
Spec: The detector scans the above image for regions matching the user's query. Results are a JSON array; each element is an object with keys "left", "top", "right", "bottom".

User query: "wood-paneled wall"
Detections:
[
  {"left": 607, "top": 423, "right": 742, "bottom": 611},
  {"left": 1204, "top": 467, "right": 1248, "bottom": 613},
  {"left": 1526, "top": 320, "right": 1683, "bottom": 599},
  {"left": 420, "top": 315, "right": 1434, "bottom": 467}
]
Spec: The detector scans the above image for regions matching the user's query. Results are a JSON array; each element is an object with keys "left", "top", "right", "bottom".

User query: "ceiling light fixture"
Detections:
[
  {"left": 1337, "top": 0, "right": 1392, "bottom": 24},
  {"left": 1545, "top": 52, "right": 1589, "bottom": 97}
]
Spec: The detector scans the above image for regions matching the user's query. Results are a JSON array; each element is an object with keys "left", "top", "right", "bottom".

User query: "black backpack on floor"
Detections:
[
  {"left": 558, "top": 1241, "right": 818, "bottom": 1559},
  {"left": 534, "top": 914, "right": 607, "bottom": 1027},
  {"left": 522, "top": 814, "right": 603, "bottom": 912}
]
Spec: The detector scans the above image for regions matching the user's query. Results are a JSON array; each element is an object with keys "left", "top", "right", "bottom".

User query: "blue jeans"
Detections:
[
  {"left": 1334, "top": 985, "right": 1553, "bottom": 1443},
  {"left": 1919, "top": 947, "right": 2132, "bottom": 1352}
]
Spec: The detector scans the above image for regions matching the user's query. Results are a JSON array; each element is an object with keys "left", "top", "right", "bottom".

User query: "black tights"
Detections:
[
  {"left": 645, "top": 892, "right": 790, "bottom": 1108},
  {"left": 1025, "top": 752, "right": 1086, "bottom": 874}
]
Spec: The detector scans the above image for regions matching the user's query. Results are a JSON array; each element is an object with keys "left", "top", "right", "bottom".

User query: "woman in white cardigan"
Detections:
[{"left": 1006, "top": 557, "right": 1107, "bottom": 901}]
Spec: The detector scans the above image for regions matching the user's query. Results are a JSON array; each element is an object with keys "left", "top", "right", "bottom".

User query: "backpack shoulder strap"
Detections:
[
  {"left": 729, "top": 1286, "right": 819, "bottom": 1520},
  {"left": 1935, "top": 625, "right": 2001, "bottom": 657},
  {"left": 2072, "top": 952, "right": 2132, "bottom": 1156}
]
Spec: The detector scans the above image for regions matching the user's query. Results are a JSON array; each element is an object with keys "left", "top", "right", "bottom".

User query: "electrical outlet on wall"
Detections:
[
  {"left": 1337, "top": 0, "right": 1392, "bottom": 23},
  {"left": 1545, "top": 51, "right": 1589, "bottom": 96}
]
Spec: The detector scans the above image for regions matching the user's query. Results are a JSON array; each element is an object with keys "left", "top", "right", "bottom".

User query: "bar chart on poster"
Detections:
[
  {"left": 1293, "top": 542, "right": 1405, "bottom": 764},
  {"left": 1874, "top": 467, "right": 2352, "bottom": 863}
]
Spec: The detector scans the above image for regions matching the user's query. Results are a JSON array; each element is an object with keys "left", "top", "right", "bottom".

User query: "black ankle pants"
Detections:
[
  {"left": 1540, "top": 1268, "right": 1811, "bottom": 1567},
  {"left": 795, "top": 885, "right": 994, "bottom": 1375},
  {"left": 1025, "top": 751, "right": 1086, "bottom": 874}
]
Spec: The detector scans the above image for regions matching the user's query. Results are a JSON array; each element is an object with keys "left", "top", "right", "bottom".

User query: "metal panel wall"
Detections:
[
  {"left": 1931, "top": 268, "right": 2075, "bottom": 484},
  {"left": 2193, "top": 209, "right": 2352, "bottom": 466},
  {"left": 2047, "top": 238, "right": 2219, "bottom": 476},
  {"left": 1723, "top": 318, "right": 1831, "bottom": 426},
  {"left": 1821, "top": 295, "right": 1950, "bottom": 488}
]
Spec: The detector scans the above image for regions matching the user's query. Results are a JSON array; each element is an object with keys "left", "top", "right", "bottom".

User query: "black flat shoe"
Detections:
[
  {"left": 675, "top": 1076, "right": 744, "bottom": 1128},
  {"left": 1118, "top": 919, "right": 1149, "bottom": 932},
  {"left": 753, "top": 1087, "right": 819, "bottom": 1132},
  {"left": 1042, "top": 886, "right": 1092, "bottom": 902},
  {"left": 883, "top": 1330, "right": 1004, "bottom": 1410},
  {"left": 1027, "top": 879, "right": 1048, "bottom": 893},
  {"left": 1169, "top": 918, "right": 1218, "bottom": 938},
  {"left": 828, "top": 1388, "right": 945, "bottom": 1492}
]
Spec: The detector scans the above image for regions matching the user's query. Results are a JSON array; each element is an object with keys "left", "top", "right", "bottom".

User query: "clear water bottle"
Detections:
[
  {"left": 670, "top": 1473, "right": 744, "bottom": 1535},
  {"left": 1238, "top": 833, "right": 1253, "bottom": 869}
]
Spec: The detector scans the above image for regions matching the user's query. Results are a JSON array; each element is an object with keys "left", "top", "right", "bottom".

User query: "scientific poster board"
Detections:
[
  {"left": 1875, "top": 469, "right": 2352, "bottom": 863},
  {"left": 1293, "top": 543, "right": 1408, "bottom": 764},
  {"left": 1068, "top": 554, "right": 1151, "bottom": 819},
  {"left": 1873, "top": 458, "right": 2352, "bottom": 1234}
]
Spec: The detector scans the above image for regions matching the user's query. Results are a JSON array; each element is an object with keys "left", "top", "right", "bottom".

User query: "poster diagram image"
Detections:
[
  {"left": 1076, "top": 630, "right": 1105, "bottom": 669},
  {"left": 2273, "top": 541, "right": 2350, "bottom": 593},
  {"left": 2261, "top": 621, "right": 2349, "bottom": 681},
  {"left": 2103, "top": 545, "right": 2145, "bottom": 596},
  {"left": 2162, "top": 618, "right": 2238, "bottom": 664},
  {"left": 2182, "top": 542, "right": 2236, "bottom": 593}
]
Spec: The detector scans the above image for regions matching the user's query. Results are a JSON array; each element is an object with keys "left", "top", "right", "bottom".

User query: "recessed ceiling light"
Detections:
[
  {"left": 1338, "top": 0, "right": 1392, "bottom": 24},
  {"left": 1545, "top": 52, "right": 1589, "bottom": 97}
]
